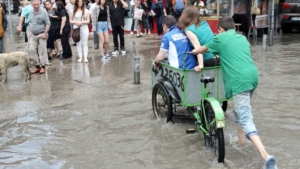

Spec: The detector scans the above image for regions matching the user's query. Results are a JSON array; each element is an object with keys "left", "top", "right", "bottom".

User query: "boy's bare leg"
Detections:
[
  {"left": 237, "top": 125, "right": 246, "bottom": 145},
  {"left": 249, "top": 135, "right": 270, "bottom": 161}
]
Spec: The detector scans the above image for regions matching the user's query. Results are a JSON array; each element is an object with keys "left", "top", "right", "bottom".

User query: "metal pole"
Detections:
[
  {"left": 263, "top": 34, "right": 267, "bottom": 51},
  {"left": 7, "top": 0, "right": 13, "bottom": 37},
  {"left": 133, "top": 57, "right": 141, "bottom": 84}
]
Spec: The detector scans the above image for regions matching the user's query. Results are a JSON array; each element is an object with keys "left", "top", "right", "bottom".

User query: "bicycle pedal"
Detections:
[{"left": 186, "top": 128, "right": 197, "bottom": 134}]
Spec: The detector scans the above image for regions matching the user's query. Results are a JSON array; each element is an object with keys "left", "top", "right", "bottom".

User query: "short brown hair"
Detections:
[
  {"left": 218, "top": 17, "right": 235, "bottom": 31},
  {"left": 177, "top": 5, "right": 200, "bottom": 31}
]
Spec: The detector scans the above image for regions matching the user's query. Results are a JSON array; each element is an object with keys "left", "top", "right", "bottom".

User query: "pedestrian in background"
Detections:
[
  {"left": 0, "top": 3, "right": 7, "bottom": 76},
  {"left": 89, "top": 0, "right": 99, "bottom": 49},
  {"left": 57, "top": 1, "right": 72, "bottom": 59},
  {"left": 29, "top": 0, "right": 51, "bottom": 74},
  {"left": 141, "top": 0, "right": 152, "bottom": 35},
  {"left": 70, "top": 0, "right": 90, "bottom": 63},
  {"left": 151, "top": 0, "right": 167, "bottom": 38},
  {"left": 92, "top": 0, "right": 111, "bottom": 59},
  {"left": 109, "top": 0, "right": 128, "bottom": 56}
]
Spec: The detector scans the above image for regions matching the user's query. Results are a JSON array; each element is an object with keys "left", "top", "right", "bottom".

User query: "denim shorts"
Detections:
[
  {"left": 96, "top": 21, "right": 108, "bottom": 33},
  {"left": 233, "top": 89, "right": 258, "bottom": 139}
]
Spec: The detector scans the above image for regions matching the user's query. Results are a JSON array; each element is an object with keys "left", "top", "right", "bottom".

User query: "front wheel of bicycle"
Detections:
[{"left": 205, "top": 103, "right": 225, "bottom": 163}]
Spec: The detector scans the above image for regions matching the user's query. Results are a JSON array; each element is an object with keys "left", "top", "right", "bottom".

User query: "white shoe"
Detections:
[
  {"left": 112, "top": 50, "right": 119, "bottom": 55},
  {"left": 77, "top": 58, "right": 82, "bottom": 63},
  {"left": 130, "top": 31, "right": 134, "bottom": 35},
  {"left": 45, "top": 62, "right": 52, "bottom": 66},
  {"left": 121, "top": 50, "right": 126, "bottom": 55},
  {"left": 84, "top": 58, "right": 88, "bottom": 63},
  {"left": 141, "top": 32, "right": 144, "bottom": 35},
  {"left": 105, "top": 53, "right": 110, "bottom": 58}
]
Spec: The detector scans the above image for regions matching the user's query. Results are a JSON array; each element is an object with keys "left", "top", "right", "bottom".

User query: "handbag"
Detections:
[
  {"left": 72, "top": 14, "right": 83, "bottom": 43},
  {"left": 251, "top": 1, "right": 260, "bottom": 15},
  {"left": 22, "top": 22, "right": 28, "bottom": 32},
  {"left": 72, "top": 26, "right": 81, "bottom": 42},
  {"left": 133, "top": 8, "right": 144, "bottom": 20}
]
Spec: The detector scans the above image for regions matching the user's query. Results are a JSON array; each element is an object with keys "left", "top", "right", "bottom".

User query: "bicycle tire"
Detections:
[
  {"left": 152, "top": 83, "right": 173, "bottom": 123},
  {"left": 204, "top": 102, "right": 225, "bottom": 163}
]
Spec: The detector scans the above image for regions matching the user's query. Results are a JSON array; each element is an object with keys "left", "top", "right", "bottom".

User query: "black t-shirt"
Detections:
[
  {"left": 109, "top": 2, "right": 125, "bottom": 26},
  {"left": 59, "top": 9, "right": 71, "bottom": 29},
  {"left": 98, "top": 7, "right": 108, "bottom": 21}
]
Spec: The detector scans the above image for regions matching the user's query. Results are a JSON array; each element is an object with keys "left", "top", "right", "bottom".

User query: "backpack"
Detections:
[{"left": 175, "top": 0, "right": 184, "bottom": 10}]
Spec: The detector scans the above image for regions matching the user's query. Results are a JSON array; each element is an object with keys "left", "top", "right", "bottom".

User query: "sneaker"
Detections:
[
  {"left": 141, "top": 32, "right": 144, "bottom": 35},
  {"left": 112, "top": 50, "right": 119, "bottom": 56},
  {"left": 121, "top": 50, "right": 126, "bottom": 55},
  {"left": 101, "top": 55, "right": 108, "bottom": 60},
  {"left": 78, "top": 58, "right": 82, "bottom": 63},
  {"left": 84, "top": 58, "right": 88, "bottom": 63},
  {"left": 130, "top": 31, "right": 134, "bottom": 35},
  {"left": 45, "top": 62, "right": 52, "bottom": 66},
  {"left": 105, "top": 53, "right": 110, "bottom": 58}
]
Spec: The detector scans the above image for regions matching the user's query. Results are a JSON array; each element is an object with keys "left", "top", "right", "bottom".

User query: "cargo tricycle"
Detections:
[{"left": 151, "top": 59, "right": 230, "bottom": 163}]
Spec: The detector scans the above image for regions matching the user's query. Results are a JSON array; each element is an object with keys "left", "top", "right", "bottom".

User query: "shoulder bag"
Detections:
[{"left": 72, "top": 14, "right": 83, "bottom": 43}]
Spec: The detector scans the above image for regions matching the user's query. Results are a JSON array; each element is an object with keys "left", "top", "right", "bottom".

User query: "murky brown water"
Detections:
[{"left": 1, "top": 15, "right": 300, "bottom": 168}]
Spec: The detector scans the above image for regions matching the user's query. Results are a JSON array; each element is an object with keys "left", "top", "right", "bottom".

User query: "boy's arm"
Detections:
[{"left": 153, "top": 49, "right": 167, "bottom": 70}]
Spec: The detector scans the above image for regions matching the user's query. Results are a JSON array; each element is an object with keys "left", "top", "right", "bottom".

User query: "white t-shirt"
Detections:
[
  {"left": 89, "top": 3, "right": 97, "bottom": 15},
  {"left": 71, "top": 8, "right": 89, "bottom": 29}
]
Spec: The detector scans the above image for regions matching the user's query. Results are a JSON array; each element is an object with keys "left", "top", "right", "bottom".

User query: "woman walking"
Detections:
[
  {"left": 70, "top": 0, "right": 90, "bottom": 63},
  {"left": 56, "top": 1, "right": 72, "bottom": 59},
  {"left": 92, "top": 0, "right": 111, "bottom": 59},
  {"left": 151, "top": 0, "right": 166, "bottom": 38}
]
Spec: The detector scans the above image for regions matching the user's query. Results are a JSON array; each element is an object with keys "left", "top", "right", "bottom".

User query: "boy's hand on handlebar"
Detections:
[{"left": 194, "top": 65, "right": 203, "bottom": 73}]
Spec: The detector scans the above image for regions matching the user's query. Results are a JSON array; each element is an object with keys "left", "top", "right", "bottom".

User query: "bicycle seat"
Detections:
[{"left": 200, "top": 76, "right": 215, "bottom": 83}]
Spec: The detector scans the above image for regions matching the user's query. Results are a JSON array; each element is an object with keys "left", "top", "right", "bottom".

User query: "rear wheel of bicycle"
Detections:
[
  {"left": 205, "top": 103, "right": 225, "bottom": 163},
  {"left": 152, "top": 83, "right": 173, "bottom": 123}
]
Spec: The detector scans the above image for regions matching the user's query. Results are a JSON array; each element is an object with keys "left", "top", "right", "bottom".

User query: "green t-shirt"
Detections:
[{"left": 205, "top": 29, "right": 259, "bottom": 98}]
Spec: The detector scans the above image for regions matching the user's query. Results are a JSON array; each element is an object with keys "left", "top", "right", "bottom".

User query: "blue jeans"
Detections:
[
  {"left": 0, "top": 38, "right": 3, "bottom": 53},
  {"left": 154, "top": 15, "right": 164, "bottom": 35},
  {"left": 233, "top": 89, "right": 258, "bottom": 139},
  {"left": 142, "top": 16, "right": 151, "bottom": 30}
]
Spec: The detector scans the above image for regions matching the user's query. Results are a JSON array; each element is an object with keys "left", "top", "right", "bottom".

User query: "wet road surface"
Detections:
[{"left": 1, "top": 15, "right": 300, "bottom": 168}]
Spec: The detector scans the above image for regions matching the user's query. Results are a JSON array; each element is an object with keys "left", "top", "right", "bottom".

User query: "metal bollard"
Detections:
[
  {"left": 262, "top": 34, "right": 267, "bottom": 51},
  {"left": 133, "top": 57, "right": 141, "bottom": 84},
  {"left": 269, "top": 30, "right": 273, "bottom": 46}
]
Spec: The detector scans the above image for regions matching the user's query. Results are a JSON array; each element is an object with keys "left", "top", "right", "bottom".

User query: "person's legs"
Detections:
[
  {"left": 98, "top": 32, "right": 105, "bottom": 57},
  {"left": 81, "top": 26, "right": 89, "bottom": 63},
  {"left": 0, "top": 38, "right": 3, "bottom": 53},
  {"left": 37, "top": 36, "right": 48, "bottom": 73},
  {"left": 61, "top": 29, "right": 72, "bottom": 58},
  {"left": 112, "top": 26, "right": 119, "bottom": 54},
  {"left": 130, "top": 18, "right": 135, "bottom": 34},
  {"left": 30, "top": 34, "right": 41, "bottom": 73},
  {"left": 134, "top": 19, "right": 141, "bottom": 36},
  {"left": 93, "top": 30, "right": 99, "bottom": 49},
  {"left": 103, "top": 22, "right": 109, "bottom": 57},
  {"left": 76, "top": 36, "right": 83, "bottom": 62},
  {"left": 233, "top": 90, "right": 276, "bottom": 168},
  {"left": 119, "top": 25, "right": 125, "bottom": 54}
]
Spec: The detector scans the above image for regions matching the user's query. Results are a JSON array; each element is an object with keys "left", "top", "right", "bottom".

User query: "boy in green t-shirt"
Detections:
[{"left": 192, "top": 17, "right": 276, "bottom": 169}]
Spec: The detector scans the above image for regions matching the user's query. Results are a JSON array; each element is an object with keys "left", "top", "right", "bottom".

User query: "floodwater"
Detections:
[{"left": 1, "top": 18, "right": 300, "bottom": 168}]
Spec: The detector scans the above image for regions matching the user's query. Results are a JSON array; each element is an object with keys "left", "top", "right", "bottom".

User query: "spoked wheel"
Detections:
[
  {"left": 204, "top": 103, "right": 225, "bottom": 163},
  {"left": 152, "top": 83, "right": 173, "bottom": 123}
]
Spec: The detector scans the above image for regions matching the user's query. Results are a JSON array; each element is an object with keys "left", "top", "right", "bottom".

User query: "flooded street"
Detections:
[{"left": 1, "top": 16, "right": 300, "bottom": 168}]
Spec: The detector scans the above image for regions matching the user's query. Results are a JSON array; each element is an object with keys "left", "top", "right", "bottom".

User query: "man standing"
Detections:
[
  {"left": 153, "top": 15, "right": 198, "bottom": 71},
  {"left": 172, "top": 0, "right": 185, "bottom": 20},
  {"left": 0, "top": 4, "right": 7, "bottom": 76},
  {"left": 28, "top": 0, "right": 50, "bottom": 74},
  {"left": 109, "top": 0, "right": 128, "bottom": 56}
]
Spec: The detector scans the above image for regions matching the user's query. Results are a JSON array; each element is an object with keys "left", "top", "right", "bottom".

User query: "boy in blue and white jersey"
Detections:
[{"left": 153, "top": 15, "right": 201, "bottom": 72}]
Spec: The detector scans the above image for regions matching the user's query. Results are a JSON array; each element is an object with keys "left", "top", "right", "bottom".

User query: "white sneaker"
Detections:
[
  {"left": 105, "top": 53, "right": 110, "bottom": 58},
  {"left": 84, "top": 58, "right": 88, "bottom": 63},
  {"left": 121, "top": 50, "right": 126, "bottom": 55},
  {"left": 141, "top": 32, "right": 144, "bottom": 35},
  {"left": 77, "top": 58, "right": 82, "bottom": 63},
  {"left": 112, "top": 50, "right": 119, "bottom": 56},
  {"left": 130, "top": 31, "right": 134, "bottom": 35}
]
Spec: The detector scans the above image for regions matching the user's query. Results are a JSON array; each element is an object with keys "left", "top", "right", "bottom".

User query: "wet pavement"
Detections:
[{"left": 1, "top": 14, "right": 300, "bottom": 169}]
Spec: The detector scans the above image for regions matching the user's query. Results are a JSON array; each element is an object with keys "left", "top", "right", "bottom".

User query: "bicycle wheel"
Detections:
[
  {"left": 152, "top": 83, "right": 173, "bottom": 123},
  {"left": 204, "top": 103, "right": 225, "bottom": 163}
]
